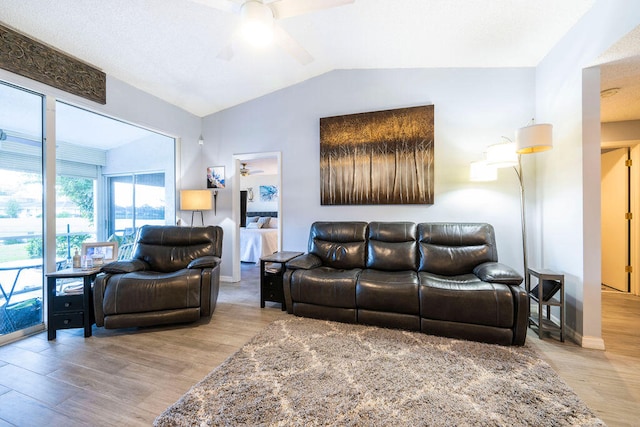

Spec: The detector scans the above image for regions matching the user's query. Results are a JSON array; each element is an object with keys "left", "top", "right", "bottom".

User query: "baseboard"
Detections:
[
  {"left": 220, "top": 275, "right": 234, "bottom": 283},
  {"left": 564, "top": 325, "right": 606, "bottom": 350},
  {"left": 580, "top": 335, "right": 606, "bottom": 350}
]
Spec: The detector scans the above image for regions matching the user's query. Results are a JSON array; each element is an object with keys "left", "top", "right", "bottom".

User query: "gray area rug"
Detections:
[{"left": 155, "top": 317, "right": 605, "bottom": 426}]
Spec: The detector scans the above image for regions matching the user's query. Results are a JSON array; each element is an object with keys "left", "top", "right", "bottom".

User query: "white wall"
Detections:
[
  {"left": 535, "top": 0, "right": 640, "bottom": 348},
  {"left": 201, "top": 67, "right": 536, "bottom": 280}
]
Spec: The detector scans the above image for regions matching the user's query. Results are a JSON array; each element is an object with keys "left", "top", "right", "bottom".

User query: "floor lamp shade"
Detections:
[
  {"left": 516, "top": 124, "right": 553, "bottom": 154},
  {"left": 180, "top": 190, "right": 212, "bottom": 211},
  {"left": 469, "top": 160, "right": 497, "bottom": 182},
  {"left": 486, "top": 141, "right": 518, "bottom": 168}
]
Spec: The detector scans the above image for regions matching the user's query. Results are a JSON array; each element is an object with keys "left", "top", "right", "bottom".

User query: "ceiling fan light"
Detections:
[{"left": 240, "top": 1, "right": 274, "bottom": 47}]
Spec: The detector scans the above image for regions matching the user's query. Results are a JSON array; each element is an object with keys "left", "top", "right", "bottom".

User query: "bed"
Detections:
[{"left": 240, "top": 212, "right": 278, "bottom": 263}]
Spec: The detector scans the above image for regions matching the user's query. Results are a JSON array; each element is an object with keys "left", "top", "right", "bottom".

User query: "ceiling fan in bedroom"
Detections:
[
  {"left": 191, "top": 0, "right": 355, "bottom": 65},
  {"left": 240, "top": 162, "right": 265, "bottom": 176}
]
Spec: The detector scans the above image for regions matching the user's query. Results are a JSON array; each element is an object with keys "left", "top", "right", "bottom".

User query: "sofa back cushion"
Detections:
[
  {"left": 367, "top": 222, "right": 418, "bottom": 271},
  {"left": 308, "top": 222, "right": 368, "bottom": 269},
  {"left": 134, "top": 225, "right": 223, "bottom": 273},
  {"left": 418, "top": 223, "right": 497, "bottom": 275}
]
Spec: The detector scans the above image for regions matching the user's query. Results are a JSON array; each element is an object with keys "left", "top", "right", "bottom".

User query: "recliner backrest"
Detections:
[
  {"left": 367, "top": 222, "right": 417, "bottom": 271},
  {"left": 418, "top": 223, "right": 497, "bottom": 275},
  {"left": 308, "top": 221, "right": 368, "bottom": 269},
  {"left": 133, "top": 225, "right": 223, "bottom": 273}
]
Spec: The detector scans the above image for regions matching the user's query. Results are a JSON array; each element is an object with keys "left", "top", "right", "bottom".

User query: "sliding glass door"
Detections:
[
  {"left": 107, "top": 172, "right": 166, "bottom": 242},
  {"left": 0, "top": 82, "right": 45, "bottom": 340}
]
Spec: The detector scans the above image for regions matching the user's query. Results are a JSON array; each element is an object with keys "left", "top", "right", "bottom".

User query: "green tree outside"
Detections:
[
  {"left": 58, "top": 176, "right": 94, "bottom": 224},
  {"left": 5, "top": 198, "right": 21, "bottom": 218}
]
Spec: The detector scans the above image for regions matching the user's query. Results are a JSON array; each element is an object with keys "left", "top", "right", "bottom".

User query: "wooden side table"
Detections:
[
  {"left": 260, "top": 251, "right": 302, "bottom": 310},
  {"left": 46, "top": 267, "right": 100, "bottom": 340},
  {"left": 526, "top": 267, "right": 565, "bottom": 342}
]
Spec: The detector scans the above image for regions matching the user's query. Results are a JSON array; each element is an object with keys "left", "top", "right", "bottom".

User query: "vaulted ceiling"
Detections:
[{"left": 1, "top": 0, "right": 600, "bottom": 118}]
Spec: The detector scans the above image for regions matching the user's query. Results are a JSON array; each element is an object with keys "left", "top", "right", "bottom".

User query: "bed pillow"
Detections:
[
  {"left": 247, "top": 216, "right": 259, "bottom": 223},
  {"left": 265, "top": 219, "right": 278, "bottom": 229},
  {"left": 257, "top": 217, "right": 271, "bottom": 228},
  {"left": 247, "top": 222, "right": 262, "bottom": 229}
]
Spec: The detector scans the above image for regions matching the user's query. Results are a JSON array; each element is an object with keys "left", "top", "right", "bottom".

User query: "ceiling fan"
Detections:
[
  {"left": 240, "top": 162, "right": 265, "bottom": 176},
  {"left": 191, "top": 0, "right": 355, "bottom": 65}
]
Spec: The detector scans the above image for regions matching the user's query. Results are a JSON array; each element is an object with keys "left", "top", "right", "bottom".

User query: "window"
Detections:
[
  {"left": 107, "top": 172, "right": 166, "bottom": 240},
  {"left": 0, "top": 82, "right": 45, "bottom": 339},
  {"left": 1, "top": 85, "right": 176, "bottom": 343}
]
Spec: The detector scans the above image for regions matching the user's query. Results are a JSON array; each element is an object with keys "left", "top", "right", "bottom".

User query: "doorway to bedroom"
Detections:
[{"left": 233, "top": 152, "right": 282, "bottom": 282}]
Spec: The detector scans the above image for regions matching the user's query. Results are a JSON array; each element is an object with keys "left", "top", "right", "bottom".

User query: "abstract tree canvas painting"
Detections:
[{"left": 320, "top": 105, "right": 434, "bottom": 205}]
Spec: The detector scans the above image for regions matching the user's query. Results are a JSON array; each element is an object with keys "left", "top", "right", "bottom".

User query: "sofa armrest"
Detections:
[
  {"left": 101, "top": 259, "right": 149, "bottom": 274},
  {"left": 188, "top": 255, "right": 221, "bottom": 269},
  {"left": 286, "top": 253, "right": 322, "bottom": 270},
  {"left": 473, "top": 262, "right": 523, "bottom": 285}
]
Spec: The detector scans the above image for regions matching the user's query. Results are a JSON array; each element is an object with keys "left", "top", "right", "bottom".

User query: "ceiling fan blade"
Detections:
[
  {"left": 273, "top": 25, "right": 313, "bottom": 65},
  {"left": 270, "top": 0, "right": 354, "bottom": 20},
  {"left": 188, "top": 0, "right": 242, "bottom": 14}
]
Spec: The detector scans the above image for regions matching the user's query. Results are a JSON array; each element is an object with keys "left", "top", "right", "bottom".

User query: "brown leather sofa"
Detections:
[
  {"left": 93, "top": 225, "right": 222, "bottom": 329},
  {"left": 283, "top": 222, "right": 528, "bottom": 345}
]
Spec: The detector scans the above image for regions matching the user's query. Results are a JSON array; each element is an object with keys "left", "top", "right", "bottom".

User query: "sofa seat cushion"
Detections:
[
  {"left": 289, "top": 267, "right": 360, "bottom": 308},
  {"left": 356, "top": 269, "right": 419, "bottom": 315},
  {"left": 419, "top": 272, "right": 514, "bottom": 328},
  {"left": 102, "top": 270, "right": 201, "bottom": 316}
]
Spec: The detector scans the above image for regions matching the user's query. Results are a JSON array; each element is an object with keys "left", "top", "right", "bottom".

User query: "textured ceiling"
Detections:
[
  {"left": 1, "top": 0, "right": 597, "bottom": 117},
  {"left": 596, "top": 26, "right": 640, "bottom": 123}
]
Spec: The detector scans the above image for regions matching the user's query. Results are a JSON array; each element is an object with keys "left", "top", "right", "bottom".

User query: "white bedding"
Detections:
[{"left": 240, "top": 227, "right": 278, "bottom": 263}]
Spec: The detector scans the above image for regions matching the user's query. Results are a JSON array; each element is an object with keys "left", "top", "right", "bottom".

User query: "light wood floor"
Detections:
[{"left": 0, "top": 265, "right": 638, "bottom": 426}]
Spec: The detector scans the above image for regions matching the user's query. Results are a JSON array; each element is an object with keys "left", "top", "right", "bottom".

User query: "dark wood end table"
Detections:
[
  {"left": 260, "top": 251, "right": 303, "bottom": 310},
  {"left": 46, "top": 267, "right": 100, "bottom": 340}
]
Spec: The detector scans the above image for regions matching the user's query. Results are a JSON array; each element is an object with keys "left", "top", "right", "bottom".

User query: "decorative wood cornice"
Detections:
[{"left": 0, "top": 24, "right": 106, "bottom": 104}]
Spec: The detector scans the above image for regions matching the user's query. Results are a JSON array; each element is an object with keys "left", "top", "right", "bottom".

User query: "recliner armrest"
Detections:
[
  {"left": 286, "top": 253, "right": 322, "bottom": 270},
  {"left": 101, "top": 259, "right": 150, "bottom": 274},
  {"left": 188, "top": 256, "right": 221, "bottom": 269},
  {"left": 473, "top": 262, "right": 523, "bottom": 285}
]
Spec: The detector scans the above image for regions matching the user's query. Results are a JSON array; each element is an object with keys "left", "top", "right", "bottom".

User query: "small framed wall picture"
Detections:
[
  {"left": 81, "top": 241, "right": 119, "bottom": 266},
  {"left": 207, "top": 166, "right": 225, "bottom": 189}
]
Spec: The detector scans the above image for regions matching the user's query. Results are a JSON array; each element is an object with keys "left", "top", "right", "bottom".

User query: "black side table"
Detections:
[
  {"left": 46, "top": 267, "right": 100, "bottom": 340},
  {"left": 526, "top": 267, "right": 565, "bottom": 342},
  {"left": 260, "top": 251, "right": 302, "bottom": 310}
]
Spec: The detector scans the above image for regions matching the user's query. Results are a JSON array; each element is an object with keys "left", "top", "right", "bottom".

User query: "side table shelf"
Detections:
[
  {"left": 526, "top": 267, "right": 565, "bottom": 342},
  {"left": 260, "top": 251, "right": 302, "bottom": 310}
]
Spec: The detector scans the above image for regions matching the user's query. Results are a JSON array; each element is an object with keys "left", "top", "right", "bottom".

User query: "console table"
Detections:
[
  {"left": 46, "top": 267, "right": 100, "bottom": 340},
  {"left": 260, "top": 251, "right": 302, "bottom": 310},
  {"left": 526, "top": 267, "right": 565, "bottom": 342}
]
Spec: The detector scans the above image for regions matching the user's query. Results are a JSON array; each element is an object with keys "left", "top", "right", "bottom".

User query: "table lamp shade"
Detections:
[
  {"left": 516, "top": 123, "right": 553, "bottom": 154},
  {"left": 180, "top": 190, "right": 212, "bottom": 211}
]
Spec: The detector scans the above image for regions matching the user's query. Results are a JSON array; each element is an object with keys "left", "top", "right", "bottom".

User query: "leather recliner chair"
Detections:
[{"left": 93, "top": 225, "right": 223, "bottom": 329}]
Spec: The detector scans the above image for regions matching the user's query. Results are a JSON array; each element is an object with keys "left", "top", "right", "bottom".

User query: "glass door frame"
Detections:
[{"left": 0, "top": 81, "right": 47, "bottom": 343}]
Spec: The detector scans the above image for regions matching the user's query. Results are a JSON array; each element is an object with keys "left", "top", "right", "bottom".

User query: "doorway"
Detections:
[
  {"left": 231, "top": 152, "right": 282, "bottom": 282},
  {"left": 601, "top": 147, "right": 630, "bottom": 292}
]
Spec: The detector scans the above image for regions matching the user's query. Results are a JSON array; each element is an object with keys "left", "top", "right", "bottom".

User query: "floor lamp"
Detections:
[
  {"left": 482, "top": 124, "right": 553, "bottom": 286},
  {"left": 180, "top": 189, "right": 213, "bottom": 226}
]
